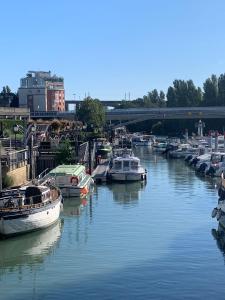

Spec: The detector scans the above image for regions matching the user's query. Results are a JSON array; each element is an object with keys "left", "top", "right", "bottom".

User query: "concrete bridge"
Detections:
[
  {"left": 30, "top": 106, "right": 225, "bottom": 124},
  {"left": 30, "top": 110, "right": 75, "bottom": 120},
  {"left": 65, "top": 100, "right": 121, "bottom": 110},
  {"left": 106, "top": 106, "right": 225, "bottom": 125}
]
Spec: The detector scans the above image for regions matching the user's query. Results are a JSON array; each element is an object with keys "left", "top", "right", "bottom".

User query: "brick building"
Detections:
[{"left": 18, "top": 71, "right": 65, "bottom": 111}]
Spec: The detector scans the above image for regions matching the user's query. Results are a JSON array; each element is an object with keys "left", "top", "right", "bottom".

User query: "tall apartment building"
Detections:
[{"left": 18, "top": 71, "right": 65, "bottom": 111}]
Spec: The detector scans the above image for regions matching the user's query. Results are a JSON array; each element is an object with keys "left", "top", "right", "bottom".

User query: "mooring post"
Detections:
[{"left": 88, "top": 138, "right": 92, "bottom": 175}]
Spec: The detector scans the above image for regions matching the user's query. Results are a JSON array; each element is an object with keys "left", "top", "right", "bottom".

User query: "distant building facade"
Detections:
[{"left": 18, "top": 71, "right": 65, "bottom": 111}]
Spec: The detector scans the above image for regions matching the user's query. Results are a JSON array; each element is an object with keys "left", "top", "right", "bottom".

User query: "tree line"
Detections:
[
  {"left": 0, "top": 86, "right": 19, "bottom": 107},
  {"left": 117, "top": 73, "right": 225, "bottom": 109}
]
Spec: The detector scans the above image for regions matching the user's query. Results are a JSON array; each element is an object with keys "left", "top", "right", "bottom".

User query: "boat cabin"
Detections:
[
  {"left": 48, "top": 164, "right": 87, "bottom": 187},
  {"left": 112, "top": 156, "right": 140, "bottom": 172},
  {"left": 0, "top": 184, "right": 57, "bottom": 209}
]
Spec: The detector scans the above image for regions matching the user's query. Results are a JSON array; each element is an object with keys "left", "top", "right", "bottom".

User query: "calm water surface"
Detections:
[{"left": 1, "top": 148, "right": 225, "bottom": 299}]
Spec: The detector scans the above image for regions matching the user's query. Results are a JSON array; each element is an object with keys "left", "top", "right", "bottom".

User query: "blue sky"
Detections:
[{"left": 1, "top": 0, "right": 225, "bottom": 100}]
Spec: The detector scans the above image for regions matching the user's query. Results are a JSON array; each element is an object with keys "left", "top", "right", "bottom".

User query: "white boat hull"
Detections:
[
  {"left": 59, "top": 178, "right": 94, "bottom": 198},
  {"left": 109, "top": 172, "right": 146, "bottom": 181},
  {"left": 132, "top": 141, "right": 151, "bottom": 147},
  {"left": 0, "top": 200, "right": 61, "bottom": 236}
]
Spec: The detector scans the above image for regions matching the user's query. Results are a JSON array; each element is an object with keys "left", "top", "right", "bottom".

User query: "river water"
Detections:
[{"left": 1, "top": 147, "right": 225, "bottom": 299}]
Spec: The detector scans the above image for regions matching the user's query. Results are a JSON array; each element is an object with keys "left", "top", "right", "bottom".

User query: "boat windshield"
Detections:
[
  {"left": 123, "top": 160, "right": 130, "bottom": 171},
  {"left": 131, "top": 161, "right": 139, "bottom": 170},
  {"left": 211, "top": 154, "right": 221, "bottom": 163},
  {"left": 114, "top": 161, "right": 122, "bottom": 170}
]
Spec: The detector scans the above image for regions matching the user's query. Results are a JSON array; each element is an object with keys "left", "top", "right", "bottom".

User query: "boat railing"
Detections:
[
  {"left": 0, "top": 189, "right": 60, "bottom": 211},
  {"left": 0, "top": 198, "right": 58, "bottom": 212}
]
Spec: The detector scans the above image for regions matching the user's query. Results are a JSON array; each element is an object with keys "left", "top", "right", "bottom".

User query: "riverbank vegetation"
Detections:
[
  {"left": 116, "top": 73, "right": 225, "bottom": 135},
  {"left": 117, "top": 73, "right": 225, "bottom": 109}
]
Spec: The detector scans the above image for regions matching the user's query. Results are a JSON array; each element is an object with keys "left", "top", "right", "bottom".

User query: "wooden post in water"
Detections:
[
  {"left": 88, "top": 138, "right": 92, "bottom": 175},
  {"left": 215, "top": 131, "right": 218, "bottom": 152}
]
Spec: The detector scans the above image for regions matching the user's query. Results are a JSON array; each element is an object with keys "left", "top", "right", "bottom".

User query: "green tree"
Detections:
[
  {"left": 167, "top": 86, "right": 177, "bottom": 107},
  {"left": 166, "top": 80, "right": 202, "bottom": 107},
  {"left": 159, "top": 90, "right": 166, "bottom": 107},
  {"left": 77, "top": 97, "right": 105, "bottom": 130},
  {"left": 202, "top": 75, "right": 218, "bottom": 106},
  {"left": 218, "top": 74, "right": 225, "bottom": 105},
  {"left": 0, "top": 86, "right": 18, "bottom": 107},
  {"left": 56, "top": 140, "right": 73, "bottom": 164}
]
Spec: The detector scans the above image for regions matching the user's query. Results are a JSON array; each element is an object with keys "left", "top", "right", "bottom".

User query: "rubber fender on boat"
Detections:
[
  {"left": 218, "top": 186, "right": 225, "bottom": 199},
  {"left": 212, "top": 208, "right": 218, "bottom": 218},
  {"left": 211, "top": 228, "right": 219, "bottom": 240},
  {"left": 217, "top": 209, "right": 222, "bottom": 221},
  {"left": 81, "top": 187, "right": 89, "bottom": 195}
]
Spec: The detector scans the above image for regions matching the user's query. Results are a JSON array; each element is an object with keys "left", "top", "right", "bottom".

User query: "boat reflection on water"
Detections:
[
  {"left": 62, "top": 197, "right": 88, "bottom": 216},
  {"left": 0, "top": 220, "right": 63, "bottom": 273},
  {"left": 108, "top": 181, "right": 146, "bottom": 206},
  {"left": 212, "top": 225, "right": 225, "bottom": 253}
]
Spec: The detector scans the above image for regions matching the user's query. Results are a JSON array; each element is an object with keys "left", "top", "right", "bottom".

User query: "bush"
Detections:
[
  {"left": 2, "top": 175, "right": 14, "bottom": 188},
  {"left": 51, "top": 119, "right": 61, "bottom": 132}
]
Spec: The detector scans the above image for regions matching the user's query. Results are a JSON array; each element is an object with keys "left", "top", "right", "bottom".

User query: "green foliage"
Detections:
[
  {"left": 77, "top": 97, "right": 105, "bottom": 130},
  {"left": 117, "top": 89, "right": 166, "bottom": 109},
  {"left": 166, "top": 80, "right": 202, "bottom": 107},
  {"left": 51, "top": 119, "right": 61, "bottom": 132},
  {"left": 56, "top": 140, "right": 73, "bottom": 164},
  {"left": 2, "top": 175, "right": 14, "bottom": 188},
  {"left": 202, "top": 75, "right": 218, "bottom": 106},
  {"left": 218, "top": 74, "right": 225, "bottom": 105},
  {"left": 123, "top": 72, "right": 225, "bottom": 134},
  {"left": 0, "top": 86, "right": 18, "bottom": 107}
]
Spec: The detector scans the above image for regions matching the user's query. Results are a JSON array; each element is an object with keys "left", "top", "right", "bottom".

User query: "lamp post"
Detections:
[
  {"left": 88, "top": 124, "right": 94, "bottom": 175},
  {"left": 75, "top": 124, "right": 81, "bottom": 162},
  {"left": 30, "top": 124, "right": 36, "bottom": 181},
  {"left": 13, "top": 124, "right": 19, "bottom": 150},
  {"left": 74, "top": 123, "right": 87, "bottom": 163},
  {"left": 195, "top": 120, "right": 205, "bottom": 137}
]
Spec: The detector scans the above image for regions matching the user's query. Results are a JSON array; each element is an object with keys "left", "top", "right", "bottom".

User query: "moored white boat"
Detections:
[
  {"left": 108, "top": 153, "right": 147, "bottom": 182},
  {"left": 131, "top": 135, "right": 151, "bottom": 147},
  {"left": 211, "top": 173, "right": 225, "bottom": 228},
  {"left": 0, "top": 184, "right": 62, "bottom": 236}
]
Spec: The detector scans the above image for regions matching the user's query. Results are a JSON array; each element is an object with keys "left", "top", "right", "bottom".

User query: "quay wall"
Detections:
[{"left": 5, "top": 165, "right": 29, "bottom": 187}]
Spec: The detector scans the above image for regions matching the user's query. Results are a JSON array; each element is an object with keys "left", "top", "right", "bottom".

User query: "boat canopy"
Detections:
[{"left": 49, "top": 164, "right": 85, "bottom": 177}]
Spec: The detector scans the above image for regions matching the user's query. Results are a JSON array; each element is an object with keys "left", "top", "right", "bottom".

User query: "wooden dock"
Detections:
[{"left": 92, "top": 159, "right": 110, "bottom": 183}]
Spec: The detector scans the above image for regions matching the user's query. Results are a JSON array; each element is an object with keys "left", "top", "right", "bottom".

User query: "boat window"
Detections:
[
  {"left": 131, "top": 161, "right": 138, "bottom": 169},
  {"left": 123, "top": 160, "right": 130, "bottom": 171},
  {"left": 114, "top": 161, "right": 122, "bottom": 170},
  {"left": 211, "top": 154, "right": 221, "bottom": 163}
]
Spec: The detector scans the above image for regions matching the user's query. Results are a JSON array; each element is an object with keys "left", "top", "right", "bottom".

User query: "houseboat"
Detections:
[
  {"left": 0, "top": 183, "right": 62, "bottom": 236},
  {"left": 47, "top": 164, "right": 94, "bottom": 198}
]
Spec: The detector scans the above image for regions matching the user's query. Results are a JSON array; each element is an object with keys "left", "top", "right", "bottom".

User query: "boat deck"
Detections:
[{"left": 92, "top": 159, "right": 110, "bottom": 183}]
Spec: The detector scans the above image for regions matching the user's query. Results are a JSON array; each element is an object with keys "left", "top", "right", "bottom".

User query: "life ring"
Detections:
[{"left": 70, "top": 176, "right": 79, "bottom": 186}]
